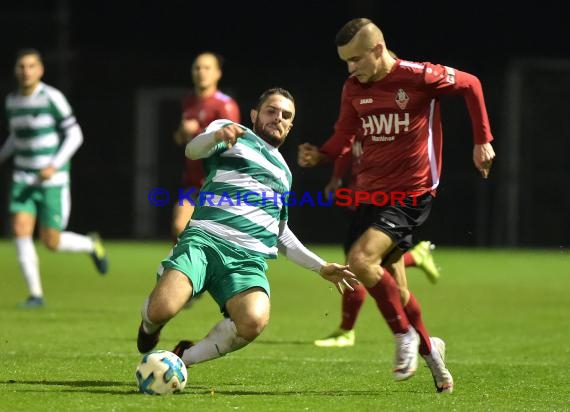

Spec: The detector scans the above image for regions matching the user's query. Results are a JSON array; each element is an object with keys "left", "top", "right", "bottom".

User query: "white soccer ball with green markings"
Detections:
[{"left": 135, "top": 350, "right": 187, "bottom": 395}]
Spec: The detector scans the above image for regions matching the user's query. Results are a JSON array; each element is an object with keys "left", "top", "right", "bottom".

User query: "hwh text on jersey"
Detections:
[{"left": 361, "top": 113, "right": 410, "bottom": 136}]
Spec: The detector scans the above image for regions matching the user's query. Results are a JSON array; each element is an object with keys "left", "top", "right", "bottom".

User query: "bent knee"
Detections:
[
  {"left": 234, "top": 314, "right": 269, "bottom": 341},
  {"left": 147, "top": 300, "right": 180, "bottom": 324},
  {"left": 41, "top": 234, "right": 60, "bottom": 251}
]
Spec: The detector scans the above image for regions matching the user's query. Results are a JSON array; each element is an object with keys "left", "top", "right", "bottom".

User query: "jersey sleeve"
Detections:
[
  {"left": 46, "top": 87, "right": 73, "bottom": 125},
  {"left": 198, "top": 120, "right": 231, "bottom": 173},
  {"left": 423, "top": 62, "right": 494, "bottom": 144},
  {"left": 319, "top": 82, "right": 359, "bottom": 160}
]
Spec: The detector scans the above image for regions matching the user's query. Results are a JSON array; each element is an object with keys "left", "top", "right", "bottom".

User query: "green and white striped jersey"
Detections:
[
  {"left": 188, "top": 120, "right": 293, "bottom": 258},
  {"left": 4, "top": 82, "right": 77, "bottom": 186}
]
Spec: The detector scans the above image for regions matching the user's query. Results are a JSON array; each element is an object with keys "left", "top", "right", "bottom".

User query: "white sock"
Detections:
[
  {"left": 140, "top": 297, "right": 163, "bottom": 333},
  {"left": 15, "top": 237, "right": 43, "bottom": 297},
  {"left": 57, "top": 232, "right": 94, "bottom": 253},
  {"left": 181, "top": 318, "right": 249, "bottom": 366}
]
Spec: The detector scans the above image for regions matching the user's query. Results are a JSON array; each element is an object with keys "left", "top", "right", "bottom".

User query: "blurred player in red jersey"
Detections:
[
  {"left": 299, "top": 18, "right": 496, "bottom": 393},
  {"left": 172, "top": 52, "right": 240, "bottom": 240},
  {"left": 314, "top": 145, "right": 441, "bottom": 348}
]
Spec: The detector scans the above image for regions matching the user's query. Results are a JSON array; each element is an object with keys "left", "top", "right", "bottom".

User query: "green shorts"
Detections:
[
  {"left": 9, "top": 182, "right": 70, "bottom": 230},
  {"left": 160, "top": 227, "right": 270, "bottom": 315}
]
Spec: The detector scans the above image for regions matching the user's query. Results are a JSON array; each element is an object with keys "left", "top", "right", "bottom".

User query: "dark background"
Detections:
[{"left": 0, "top": 0, "right": 568, "bottom": 247}]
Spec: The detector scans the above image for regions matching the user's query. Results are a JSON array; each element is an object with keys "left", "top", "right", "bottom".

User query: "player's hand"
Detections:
[
  {"left": 215, "top": 124, "right": 245, "bottom": 149},
  {"left": 39, "top": 166, "right": 56, "bottom": 181},
  {"left": 323, "top": 177, "right": 342, "bottom": 201},
  {"left": 174, "top": 118, "right": 201, "bottom": 145},
  {"left": 319, "top": 263, "right": 360, "bottom": 294},
  {"left": 473, "top": 143, "right": 496, "bottom": 179},
  {"left": 298, "top": 143, "right": 322, "bottom": 167},
  {"left": 182, "top": 118, "right": 201, "bottom": 136}
]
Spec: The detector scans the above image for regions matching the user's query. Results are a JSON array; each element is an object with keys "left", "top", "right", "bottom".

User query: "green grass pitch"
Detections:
[{"left": 0, "top": 240, "right": 569, "bottom": 411}]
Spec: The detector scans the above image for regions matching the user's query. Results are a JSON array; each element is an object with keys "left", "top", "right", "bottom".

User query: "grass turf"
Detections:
[{"left": 0, "top": 240, "right": 569, "bottom": 411}]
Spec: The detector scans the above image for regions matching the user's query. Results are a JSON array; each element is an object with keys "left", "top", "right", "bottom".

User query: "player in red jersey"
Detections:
[
  {"left": 314, "top": 146, "right": 441, "bottom": 348},
  {"left": 172, "top": 52, "right": 241, "bottom": 240},
  {"left": 299, "top": 18, "right": 496, "bottom": 393}
]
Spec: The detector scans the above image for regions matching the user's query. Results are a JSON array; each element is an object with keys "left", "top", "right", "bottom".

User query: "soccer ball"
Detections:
[{"left": 135, "top": 350, "right": 188, "bottom": 395}]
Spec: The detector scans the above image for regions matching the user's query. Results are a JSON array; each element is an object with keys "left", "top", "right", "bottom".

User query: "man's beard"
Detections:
[{"left": 253, "top": 119, "right": 283, "bottom": 148}]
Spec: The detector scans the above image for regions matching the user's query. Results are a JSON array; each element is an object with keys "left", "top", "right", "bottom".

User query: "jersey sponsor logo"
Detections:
[
  {"left": 371, "top": 135, "right": 395, "bottom": 142},
  {"left": 395, "top": 88, "right": 409, "bottom": 110},
  {"left": 361, "top": 112, "right": 410, "bottom": 138},
  {"left": 359, "top": 98, "right": 373, "bottom": 104}
]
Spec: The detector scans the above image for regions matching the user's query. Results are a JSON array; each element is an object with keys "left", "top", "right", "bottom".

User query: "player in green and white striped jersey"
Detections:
[
  {"left": 0, "top": 49, "right": 108, "bottom": 308},
  {"left": 137, "top": 88, "right": 359, "bottom": 365}
]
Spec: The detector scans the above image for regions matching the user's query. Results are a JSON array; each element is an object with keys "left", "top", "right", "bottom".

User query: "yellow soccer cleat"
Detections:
[
  {"left": 409, "top": 241, "right": 440, "bottom": 284},
  {"left": 314, "top": 328, "right": 355, "bottom": 347}
]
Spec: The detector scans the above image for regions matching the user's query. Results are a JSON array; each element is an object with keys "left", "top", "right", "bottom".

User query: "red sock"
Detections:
[
  {"left": 403, "top": 251, "right": 415, "bottom": 267},
  {"left": 366, "top": 269, "right": 409, "bottom": 334},
  {"left": 404, "top": 293, "right": 432, "bottom": 355},
  {"left": 340, "top": 283, "right": 366, "bottom": 330}
]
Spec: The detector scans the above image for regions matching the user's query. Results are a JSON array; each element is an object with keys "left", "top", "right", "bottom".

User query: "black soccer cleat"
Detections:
[
  {"left": 172, "top": 340, "right": 194, "bottom": 359},
  {"left": 137, "top": 321, "right": 164, "bottom": 353}
]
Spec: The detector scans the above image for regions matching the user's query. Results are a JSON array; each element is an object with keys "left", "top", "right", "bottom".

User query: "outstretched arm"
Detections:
[
  {"left": 277, "top": 222, "right": 359, "bottom": 294},
  {"left": 186, "top": 122, "right": 245, "bottom": 159}
]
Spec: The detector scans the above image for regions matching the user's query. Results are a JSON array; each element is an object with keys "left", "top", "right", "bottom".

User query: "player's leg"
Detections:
[
  {"left": 174, "top": 251, "right": 270, "bottom": 366},
  {"left": 348, "top": 225, "right": 418, "bottom": 380},
  {"left": 138, "top": 229, "right": 209, "bottom": 353},
  {"left": 12, "top": 212, "right": 43, "bottom": 307},
  {"left": 10, "top": 183, "right": 43, "bottom": 307},
  {"left": 382, "top": 196, "right": 453, "bottom": 391},
  {"left": 38, "top": 185, "right": 108, "bottom": 274},
  {"left": 384, "top": 249, "right": 432, "bottom": 379},
  {"left": 174, "top": 288, "right": 269, "bottom": 367},
  {"left": 138, "top": 268, "right": 194, "bottom": 353},
  {"left": 405, "top": 241, "right": 440, "bottom": 283}
]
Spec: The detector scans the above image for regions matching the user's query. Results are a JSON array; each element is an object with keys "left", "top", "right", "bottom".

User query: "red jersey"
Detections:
[
  {"left": 181, "top": 90, "right": 240, "bottom": 188},
  {"left": 320, "top": 59, "right": 494, "bottom": 198}
]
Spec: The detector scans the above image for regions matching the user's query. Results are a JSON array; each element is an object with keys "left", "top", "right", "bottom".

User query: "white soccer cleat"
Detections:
[
  {"left": 422, "top": 337, "right": 454, "bottom": 393},
  {"left": 393, "top": 327, "right": 419, "bottom": 380}
]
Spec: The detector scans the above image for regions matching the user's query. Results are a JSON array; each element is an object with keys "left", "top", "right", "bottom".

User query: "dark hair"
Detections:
[
  {"left": 255, "top": 87, "right": 294, "bottom": 111},
  {"left": 15, "top": 48, "right": 43, "bottom": 63},
  {"left": 335, "top": 18, "right": 373, "bottom": 46}
]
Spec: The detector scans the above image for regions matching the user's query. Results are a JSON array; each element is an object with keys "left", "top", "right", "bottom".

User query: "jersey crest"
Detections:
[{"left": 395, "top": 88, "right": 409, "bottom": 110}]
